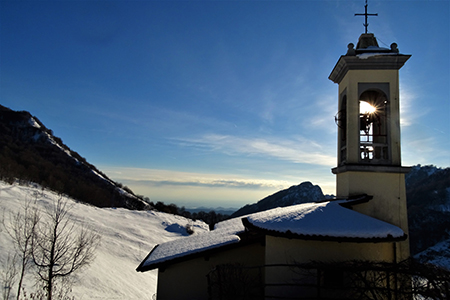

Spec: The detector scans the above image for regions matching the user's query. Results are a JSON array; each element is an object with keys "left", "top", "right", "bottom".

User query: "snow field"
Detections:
[{"left": 0, "top": 181, "right": 209, "bottom": 299}]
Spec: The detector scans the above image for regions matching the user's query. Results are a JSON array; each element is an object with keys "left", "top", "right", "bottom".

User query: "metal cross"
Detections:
[{"left": 355, "top": 0, "right": 378, "bottom": 34}]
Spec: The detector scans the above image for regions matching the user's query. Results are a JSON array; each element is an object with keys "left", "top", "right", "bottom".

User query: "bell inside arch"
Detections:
[{"left": 359, "top": 90, "right": 389, "bottom": 163}]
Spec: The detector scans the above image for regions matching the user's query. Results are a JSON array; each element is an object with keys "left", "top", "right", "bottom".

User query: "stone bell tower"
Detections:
[{"left": 329, "top": 31, "right": 411, "bottom": 261}]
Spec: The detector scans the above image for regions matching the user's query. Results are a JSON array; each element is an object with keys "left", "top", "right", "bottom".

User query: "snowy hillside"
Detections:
[
  {"left": 415, "top": 238, "right": 450, "bottom": 271},
  {"left": 0, "top": 181, "right": 209, "bottom": 299}
]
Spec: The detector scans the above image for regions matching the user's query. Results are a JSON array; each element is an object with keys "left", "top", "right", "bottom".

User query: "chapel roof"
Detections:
[
  {"left": 243, "top": 200, "right": 405, "bottom": 242},
  {"left": 136, "top": 197, "right": 406, "bottom": 272}
]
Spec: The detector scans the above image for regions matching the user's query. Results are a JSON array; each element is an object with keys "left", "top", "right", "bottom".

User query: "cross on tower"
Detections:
[{"left": 355, "top": 0, "right": 378, "bottom": 34}]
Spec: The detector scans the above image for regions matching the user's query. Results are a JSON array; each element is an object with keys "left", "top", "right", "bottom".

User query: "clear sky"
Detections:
[{"left": 1, "top": 0, "right": 449, "bottom": 209}]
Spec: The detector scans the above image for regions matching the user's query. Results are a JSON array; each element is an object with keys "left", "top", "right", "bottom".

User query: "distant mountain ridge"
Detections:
[
  {"left": 0, "top": 104, "right": 150, "bottom": 210},
  {"left": 231, "top": 181, "right": 331, "bottom": 218}
]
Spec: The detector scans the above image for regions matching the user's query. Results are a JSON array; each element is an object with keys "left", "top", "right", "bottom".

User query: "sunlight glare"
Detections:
[{"left": 360, "top": 101, "right": 376, "bottom": 114}]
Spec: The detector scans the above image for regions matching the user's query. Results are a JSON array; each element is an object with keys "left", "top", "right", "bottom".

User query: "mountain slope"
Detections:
[
  {"left": 415, "top": 238, "right": 450, "bottom": 271},
  {"left": 406, "top": 165, "right": 450, "bottom": 255},
  {"left": 230, "top": 181, "right": 329, "bottom": 218},
  {"left": 0, "top": 181, "right": 209, "bottom": 299},
  {"left": 0, "top": 105, "right": 149, "bottom": 210}
]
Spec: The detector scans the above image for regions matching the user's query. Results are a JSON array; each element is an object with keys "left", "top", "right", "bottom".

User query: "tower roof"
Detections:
[
  {"left": 347, "top": 33, "right": 400, "bottom": 56},
  {"left": 357, "top": 33, "right": 379, "bottom": 49},
  {"left": 328, "top": 33, "right": 411, "bottom": 84}
]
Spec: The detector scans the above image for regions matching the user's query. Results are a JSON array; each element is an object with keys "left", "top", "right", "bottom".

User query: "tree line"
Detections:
[{"left": 150, "top": 201, "right": 230, "bottom": 228}]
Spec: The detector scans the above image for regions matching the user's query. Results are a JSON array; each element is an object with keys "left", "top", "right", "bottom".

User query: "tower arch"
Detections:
[
  {"left": 358, "top": 89, "right": 389, "bottom": 163},
  {"left": 336, "top": 93, "right": 347, "bottom": 165}
]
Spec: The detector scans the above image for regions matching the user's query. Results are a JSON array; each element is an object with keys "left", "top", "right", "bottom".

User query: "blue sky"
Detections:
[{"left": 1, "top": 0, "right": 449, "bottom": 208}]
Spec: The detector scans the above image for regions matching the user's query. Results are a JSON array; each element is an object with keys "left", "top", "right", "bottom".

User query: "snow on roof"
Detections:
[
  {"left": 138, "top": 200, "right": 405, "bottom": 271},
  {"left": 213, "top": 214, "right": 247, "bottom": 233},
  {"left": 245, "top": 200, "right": 405, "bottom": 240},
  {"left": 353, "top": 43, "right": 401, "bottom": 59},
  {"left": 138, "top": 214, "right": 251, "bottom": 271},
  {"left": 139, "top": 231, "right": 240, "bottom": 269},
  {"left": 357, "top": 52, "right": 398, "bottom": 59}
]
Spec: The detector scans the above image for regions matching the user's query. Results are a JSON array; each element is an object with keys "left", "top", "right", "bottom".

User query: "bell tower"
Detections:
[{"left": 329, "top": 29, "right": 411, "bottom": 260}]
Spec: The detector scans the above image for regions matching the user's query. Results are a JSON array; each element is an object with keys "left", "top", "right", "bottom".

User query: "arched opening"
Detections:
[
  {"left": 337, "top": 96, "right": 347, "bottom": 165},
  {"left": 359, "top": 90, "right": 389, "bottom": 163}
]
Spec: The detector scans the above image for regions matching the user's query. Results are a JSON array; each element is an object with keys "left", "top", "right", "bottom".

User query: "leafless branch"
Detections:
[
  {"left": 1, "top": 197, "right": 39, "bottom": 300},
  {"left": 31, "top": 196, "right": 100, "bottom": 300}
]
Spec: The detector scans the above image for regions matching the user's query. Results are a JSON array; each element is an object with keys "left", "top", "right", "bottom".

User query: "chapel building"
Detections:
[{"left": 137, "top": 14, "right": 411, "bottom": 300}]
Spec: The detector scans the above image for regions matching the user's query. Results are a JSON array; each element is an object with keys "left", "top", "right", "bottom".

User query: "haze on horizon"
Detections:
[{"left": 1, "top": 1, "right": 448, "bottom": 208}]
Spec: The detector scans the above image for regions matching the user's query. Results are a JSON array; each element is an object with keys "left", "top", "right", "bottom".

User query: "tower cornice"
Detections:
[
  {"left": 329, "top": 54, "right": 411, "bottom": 84},
  {"left": 332, "top": 164, "right": 412, "bottom": 175}
]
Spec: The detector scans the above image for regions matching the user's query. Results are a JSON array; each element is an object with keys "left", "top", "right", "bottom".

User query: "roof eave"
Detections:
[
  {"left": 242, "top": 217, "right": 407, "bottom": 243},
  {"left": 136, "top": 244, "right": 160, "bottom": 272},
  {"left": 136, "top": 233, "right": 264, "bottom": 273},
  {"left": 329, "top": 54, "right": 411, "bottom": 84}
]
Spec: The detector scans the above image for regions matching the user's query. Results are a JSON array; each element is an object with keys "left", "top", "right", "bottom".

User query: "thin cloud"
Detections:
[
  {"left": 399, "top": 82, "right": 421, "bottom": 127},
  {"left": 305, "top": 92, "right": 337, "bottom": 134},
  {"left": 403, "top": 135, "right": 450, "bottom": 167},
  {"left": 100, "top": 166, "right": 291, "bottom": 191},
  {"left": 175, "top": 134, "right": 335, "bottom": 167},
  {"left": 123, "top": 179, "right": 282, "bottom": 190}
]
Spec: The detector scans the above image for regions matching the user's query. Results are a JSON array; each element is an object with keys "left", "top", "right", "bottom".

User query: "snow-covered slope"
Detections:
[
  {"left": 415, "top": 238, "right": 450, "bottom": 271},
  {"left": 0, "top": 181, "right": 209, "bottom": 299}
]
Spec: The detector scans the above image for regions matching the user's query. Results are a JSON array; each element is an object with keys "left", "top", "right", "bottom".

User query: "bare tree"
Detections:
[
  {"left": 1, "top": 253, "right": 18, "bottom": 300},
  {"left": 2, "top": 198, "right": 39, "bottom": 300},
  {"left": 31, "top": 197, "right": 100, "bottom": 300}
]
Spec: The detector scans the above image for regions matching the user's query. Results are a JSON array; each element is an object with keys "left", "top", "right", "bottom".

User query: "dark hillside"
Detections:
[
  {"left": 406, "top": 165, "right": 450, "bottom": 255},
  {"left": 0, "top": 104, "right": 150, "bottom": 210}
]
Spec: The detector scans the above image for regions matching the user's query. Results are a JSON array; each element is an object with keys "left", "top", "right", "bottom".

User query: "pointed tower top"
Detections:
[
  {"left": 355, "top": 0, "right": 378, "bottom": 34},
  {"left": 356, "top": 33, "right": 379, "bottom": 49}
]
